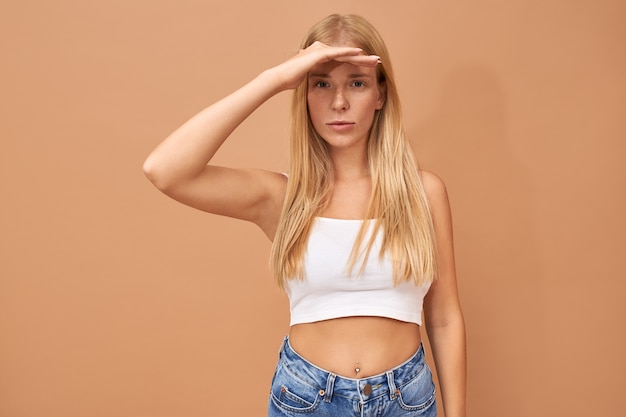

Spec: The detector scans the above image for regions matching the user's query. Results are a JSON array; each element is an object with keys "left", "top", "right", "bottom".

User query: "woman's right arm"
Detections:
[
  {"left": 143, "top": 68, "right": 288, "bottom": 234},
  {"left": 142, "top": 43, "right": 379, "bottom": 236}
]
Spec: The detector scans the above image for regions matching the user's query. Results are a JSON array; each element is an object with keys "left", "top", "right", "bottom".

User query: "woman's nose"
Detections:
[{"left": 331, "top": 89, "right": 349, "bottom": 111}]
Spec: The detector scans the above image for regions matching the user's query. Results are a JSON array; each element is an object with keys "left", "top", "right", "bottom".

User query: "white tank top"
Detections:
[{"left": 285, "top": 217, "right": 431, "bottom": 326}]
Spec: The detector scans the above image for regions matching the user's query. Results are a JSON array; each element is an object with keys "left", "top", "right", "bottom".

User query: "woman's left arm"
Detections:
[{"left": 421, "top": 170, "right": 467, "bottom": 417}]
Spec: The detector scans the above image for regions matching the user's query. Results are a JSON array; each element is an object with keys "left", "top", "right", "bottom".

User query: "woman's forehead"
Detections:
[{"left": 309, "top": 61, "right": 375, "bottom": 78}]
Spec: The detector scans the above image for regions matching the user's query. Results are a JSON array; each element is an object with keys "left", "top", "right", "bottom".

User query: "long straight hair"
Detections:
[{"left": 271, "top": 14, "right": 437, "bottom": 289}]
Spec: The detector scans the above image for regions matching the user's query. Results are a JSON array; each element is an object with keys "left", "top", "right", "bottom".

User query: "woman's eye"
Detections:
[
  {"left": 351, "top": 80, "right": 366, "bottom": 88},
  {"left": 314, "top": 81, "right": 330, "bottom": 88}
]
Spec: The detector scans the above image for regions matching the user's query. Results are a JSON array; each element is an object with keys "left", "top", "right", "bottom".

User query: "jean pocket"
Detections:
[
  {"left": 395, "top": 364, "right": 437, "bottom": 413},
  {"left": 269, "top": 363, "right": 323, "bottom": 413}
]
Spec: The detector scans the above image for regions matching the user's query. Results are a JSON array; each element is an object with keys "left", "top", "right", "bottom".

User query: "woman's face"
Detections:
[{"left": 307, "top": 59, "right": 384, "bottom": 152}]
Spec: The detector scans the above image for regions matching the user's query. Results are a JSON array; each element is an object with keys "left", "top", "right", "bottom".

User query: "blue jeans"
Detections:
[{"left": 268, "top": 337, "right": 437, "bottom": 417}]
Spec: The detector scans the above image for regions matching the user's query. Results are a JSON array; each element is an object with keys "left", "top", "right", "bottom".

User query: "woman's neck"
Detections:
[{"left": 329, "top": 146, "right": 370, "bottom": 181}]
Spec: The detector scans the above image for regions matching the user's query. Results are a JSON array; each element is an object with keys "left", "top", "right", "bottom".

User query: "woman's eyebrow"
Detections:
[{"left": 347, "top": 72, "right": 371, "bottom": 78}]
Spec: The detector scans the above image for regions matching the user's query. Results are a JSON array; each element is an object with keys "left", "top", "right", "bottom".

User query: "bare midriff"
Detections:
[{"left": 288, "top": 316, "right": 422, "bottom": 378}]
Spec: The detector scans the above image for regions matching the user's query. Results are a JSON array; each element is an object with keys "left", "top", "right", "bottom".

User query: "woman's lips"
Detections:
[{"left": 326, "top": 121, "right": 355, "bottom": 132}]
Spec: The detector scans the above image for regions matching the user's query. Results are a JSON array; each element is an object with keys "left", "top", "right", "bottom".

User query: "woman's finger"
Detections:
[
  {"left": 305, "top": 43, "right": 380, "bottom": 67},
  {"left": 334, "top": 54, "right": 381, "bottom": 67}
]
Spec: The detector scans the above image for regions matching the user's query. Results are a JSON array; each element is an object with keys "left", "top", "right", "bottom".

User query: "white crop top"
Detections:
[{"left": 285, "top": 217, "right": 431, "bottom": 326}]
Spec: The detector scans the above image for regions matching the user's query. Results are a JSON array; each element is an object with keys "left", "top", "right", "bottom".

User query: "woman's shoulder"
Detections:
[
  {"left": 418, "top": 170, "right": 453, "bottom": 232},
  {"left": 418, "top": 169, "right": 448, "bottom": 200}
]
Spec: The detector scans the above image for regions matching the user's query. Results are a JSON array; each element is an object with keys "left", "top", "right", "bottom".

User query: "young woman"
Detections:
[{"left": 144, "top": 14, "right": 466, "bottom": 417}]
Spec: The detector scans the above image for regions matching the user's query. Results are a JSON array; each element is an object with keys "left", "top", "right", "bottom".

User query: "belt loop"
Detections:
[
  {"left": 278, "top": 336, "right": 288, "bottom": 357},
  {"left": 323, "top": 373, "right": 336, "bottom": 403},
  {"left": 386, "top": 371, "right": 398, "bottom": 400}
]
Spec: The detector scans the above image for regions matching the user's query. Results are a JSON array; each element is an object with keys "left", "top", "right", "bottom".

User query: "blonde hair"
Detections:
[{"left": 271, "top": 14, "right": 437, "bottom": 289}]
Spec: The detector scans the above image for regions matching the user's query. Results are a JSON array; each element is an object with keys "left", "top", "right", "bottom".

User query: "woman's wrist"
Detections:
[{"left": 252, "top": 66, "right": 290, "bottom": 97}]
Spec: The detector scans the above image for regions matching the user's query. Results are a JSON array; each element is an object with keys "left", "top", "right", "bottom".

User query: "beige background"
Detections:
[{"left": 1, "top": 1, "right": 624, "bottom": 416}]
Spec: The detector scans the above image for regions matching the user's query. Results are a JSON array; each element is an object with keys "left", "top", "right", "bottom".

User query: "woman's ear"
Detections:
[{"left": 376, "top": 82, "right": 387, "bottom": 110}]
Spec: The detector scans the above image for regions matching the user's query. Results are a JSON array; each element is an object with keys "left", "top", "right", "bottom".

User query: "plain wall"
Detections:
[{"left": 1, "top": 1, "right": 624, "bottom": 416}]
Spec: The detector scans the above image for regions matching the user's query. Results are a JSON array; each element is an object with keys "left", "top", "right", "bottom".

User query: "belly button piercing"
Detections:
[{"left": 355, "top": 360, "right": 361, "bottom": 375}]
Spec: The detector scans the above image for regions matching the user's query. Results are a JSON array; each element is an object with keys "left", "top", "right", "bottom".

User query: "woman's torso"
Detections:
[
  {"left": 265, "top": 174, "right": 424, "bottom": 378},
  {"left": 288, "top": 317, "right": 422, "bottom": 378}
]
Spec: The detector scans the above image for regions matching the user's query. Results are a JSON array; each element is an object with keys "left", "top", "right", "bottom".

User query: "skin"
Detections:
[{"left": 144, "top": 41, "right": 466, "bottom": 417}]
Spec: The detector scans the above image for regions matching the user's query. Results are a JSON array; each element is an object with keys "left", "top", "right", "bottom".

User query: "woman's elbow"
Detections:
[{"left": 142, "top": 155, "right": 171, "bottom": 191}]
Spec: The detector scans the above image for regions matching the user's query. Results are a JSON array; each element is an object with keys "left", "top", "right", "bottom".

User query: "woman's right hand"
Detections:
[{"left": 270, "top": 41, "right": 380, "bottom": 91}]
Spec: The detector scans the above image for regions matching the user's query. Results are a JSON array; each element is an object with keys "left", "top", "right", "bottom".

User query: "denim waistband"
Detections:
[{"left": 277, "top": 336, "right": 428, "bottom": 403}]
